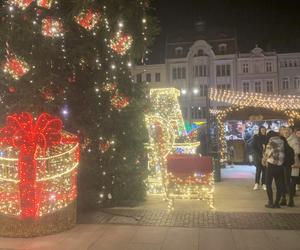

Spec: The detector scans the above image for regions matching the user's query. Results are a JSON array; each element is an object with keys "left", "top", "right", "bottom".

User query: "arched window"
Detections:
[
  {"left": 218, "top": 43, "right": 227, "bottom": 54},
  {"left": 175, "top": 47, "right": 183, "bottom": 56}
]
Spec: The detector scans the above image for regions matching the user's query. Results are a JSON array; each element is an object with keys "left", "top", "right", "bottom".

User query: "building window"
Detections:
[
  {"left": 146, "top": 73, "right": 151, "bottom": 82},
  {"left": 266, "top": 80, "right": 273, "bottom": 93},
  {"left": 266, "top": 62, "right": 272, "bottom": 72},
  {"left": 199, "top": 85, "right": 208, "bottom": 97},
  {"left": 155, "top": 73, "right": 161, "bottom": 82},
  {"left": 195, "top": 49, "right": 207, "bottom": 57},
  {"left": 191, "top": 107, "right": 206, "bottom": 119},
  {"left": 254, "top": 81, "right": 261, "bottom": 93},
  {"left": 175, "top": 47, "right": 183, "bottom": 56},
  {"left": 194, "top": 65, "right": 208, "bottom": 77},
  {"left": 294, "top": 77, "right": 300, "bottom": 89},
  {"left": 216, "top": 64, "right": 231, "bottom": 77},
  {"left": 217, "top": 84, "right": 231, "bottom": 90},
  {"left": 282, "top": 78, "right": 289, "bottom": 89},
  {"left": 218, "top": 43, "right": 227, "bottom": 54},
  {"left": 243, "top": 82, "right": 250, "bottom": 92},
  {"left": 172, "top": 67, "right": 186, "bottom": 80},
  {"left": 136, "top": 74, "right": 142, "bottom": 83},
  {"left": 242, "top": 63, "right": 249, "bottom": 73}
]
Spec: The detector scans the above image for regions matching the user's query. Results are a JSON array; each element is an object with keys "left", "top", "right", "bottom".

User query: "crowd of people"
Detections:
[{"left": 252, "top": 126, "right": 300, "bottom": 208}]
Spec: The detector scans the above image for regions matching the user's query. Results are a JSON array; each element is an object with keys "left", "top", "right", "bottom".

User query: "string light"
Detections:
[{"left": 210, "top": 88, "right": 300, "bottom": 110}]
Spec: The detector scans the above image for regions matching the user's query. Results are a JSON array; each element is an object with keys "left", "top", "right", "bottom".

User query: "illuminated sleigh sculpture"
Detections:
[{"left": 145, "top": 88, "right": 214, "bottom": 210}]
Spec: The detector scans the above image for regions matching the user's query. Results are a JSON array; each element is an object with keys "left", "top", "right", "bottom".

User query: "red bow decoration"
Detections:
[{"left": 0, "top": 112, "right": 63, "bottom": 219}]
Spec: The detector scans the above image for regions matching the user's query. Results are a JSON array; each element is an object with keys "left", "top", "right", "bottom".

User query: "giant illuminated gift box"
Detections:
[{"left": 0, "top": 112, "right": 79, "bottom": 237}]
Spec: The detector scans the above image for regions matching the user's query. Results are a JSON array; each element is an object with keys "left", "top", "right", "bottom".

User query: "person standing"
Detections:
[
  {"left": 262, "top": 131, "right": 285, "bottom": 208},
  {"left": 252, "top": 126, "right": 267, "bottom": 190},
  {"left": 283, "top": 127, "right": 300, "bottom": 206}
]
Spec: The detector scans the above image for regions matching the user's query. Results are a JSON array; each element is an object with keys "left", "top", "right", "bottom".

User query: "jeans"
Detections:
[
  {"left": 255, "top": 160, "right": 266, "bottom": 184},
  {"left": 265, "top": 164, "right": 284, "bottom": 205},
  {"left": 282, "top": 166, "right": 291, "bottom": 196}
]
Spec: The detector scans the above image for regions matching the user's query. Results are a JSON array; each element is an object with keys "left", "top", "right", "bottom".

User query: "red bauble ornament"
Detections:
[
  {"left": 42, "top": 88, "right": 54, "bottom": 102},
  {"left": 8, "top": 86, "right": 16, "bottom": 93},
  {"left": 99, "top": 141, "right": 111, "bottom": 153}
]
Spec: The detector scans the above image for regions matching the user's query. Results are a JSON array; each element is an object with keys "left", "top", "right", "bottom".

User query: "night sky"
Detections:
[{"left": 149, "top": 0, "right": 300, "bottom": 63}]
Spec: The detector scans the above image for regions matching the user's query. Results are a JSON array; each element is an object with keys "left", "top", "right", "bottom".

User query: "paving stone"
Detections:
[{"left": 78, "top": 209, "right": 300, "bottom": 230}]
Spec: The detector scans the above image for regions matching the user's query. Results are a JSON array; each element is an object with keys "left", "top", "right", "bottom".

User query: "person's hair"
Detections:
[
  {"left": 258, "top": 126, "right": 266, "bottom": 135},
  {"left": 266, "top": 130, "right": 278, "bottom": 143}
]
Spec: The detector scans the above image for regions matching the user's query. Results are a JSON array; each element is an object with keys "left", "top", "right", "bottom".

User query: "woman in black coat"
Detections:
[{"left": 252, "top": 126, "right": 267, "bottom": 190}]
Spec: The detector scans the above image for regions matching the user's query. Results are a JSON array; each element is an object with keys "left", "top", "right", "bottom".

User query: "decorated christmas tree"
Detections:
[{"left": 1, "top": 0, "right": 158, "bottom": 211}]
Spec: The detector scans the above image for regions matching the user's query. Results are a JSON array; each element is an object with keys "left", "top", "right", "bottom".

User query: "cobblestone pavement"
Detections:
[{"left": 78, "top": 209, "right": 300, "bottom": 230}]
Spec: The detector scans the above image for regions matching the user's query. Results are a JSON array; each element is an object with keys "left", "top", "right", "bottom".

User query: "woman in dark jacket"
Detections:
[{"left": 252, "top": 126, "right": 267, "bottom": 190}]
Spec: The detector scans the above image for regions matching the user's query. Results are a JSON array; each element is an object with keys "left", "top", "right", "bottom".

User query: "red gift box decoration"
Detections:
[
  {"left": 109, "top": 32, "right": 133, "bottom": 55},
  {"left": 75, "top": 9, "right": 101, "bottom": 31},
  {"left": 42, "top": 16, "right": 64, "bottom": 38},
  {"left": 0, "top": 113, "right": 79, "bottom": 219},
  {"left": 3, "top": 55, "right": 30, "bottom": 80},
  {"left": 8, "top": 0, "right": 34, "bottom": 10},
  {"left": 37, "top": 0, "right": 53, "bottom": 9},
  {"left": 111, "top": 92, "right": 129, "bottom": 110}
]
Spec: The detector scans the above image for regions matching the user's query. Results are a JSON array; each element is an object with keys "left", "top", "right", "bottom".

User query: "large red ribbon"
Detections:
[{"left": 0, "top": 112, "right": 63, "bottom": 219}]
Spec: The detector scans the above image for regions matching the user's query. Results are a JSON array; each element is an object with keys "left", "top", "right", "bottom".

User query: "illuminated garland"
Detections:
[
  {"left": 42, "top": 17, "right": 64, "bottom": 38},
  {"left": 109, "top": 32, "right": 133, "bottom": 55},
  {"left": 3, "top": 55, "right": 30, "bottom": 80},
  {"left": 210, "top": 88, "right": 300, "bottom": 110}
]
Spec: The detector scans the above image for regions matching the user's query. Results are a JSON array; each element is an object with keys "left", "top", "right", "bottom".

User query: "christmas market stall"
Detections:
[{"left": 209, "top": 88, "right": 300, "bottom": 164}]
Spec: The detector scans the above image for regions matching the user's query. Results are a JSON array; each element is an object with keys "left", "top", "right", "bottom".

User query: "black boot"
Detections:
[
  {"left": 288, "top": 197, "right": 295, "bottom": 207},
  {"left": 279, "top": 196, "right": 287, "bottom": 206},
  {"left": 265, "top": 201, "right": 274, "bottom": 208}
]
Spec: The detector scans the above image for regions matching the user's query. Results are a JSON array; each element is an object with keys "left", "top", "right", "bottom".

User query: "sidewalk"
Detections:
[{"left": 1, "top": 224, "right": 300, "bottom": 250}]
